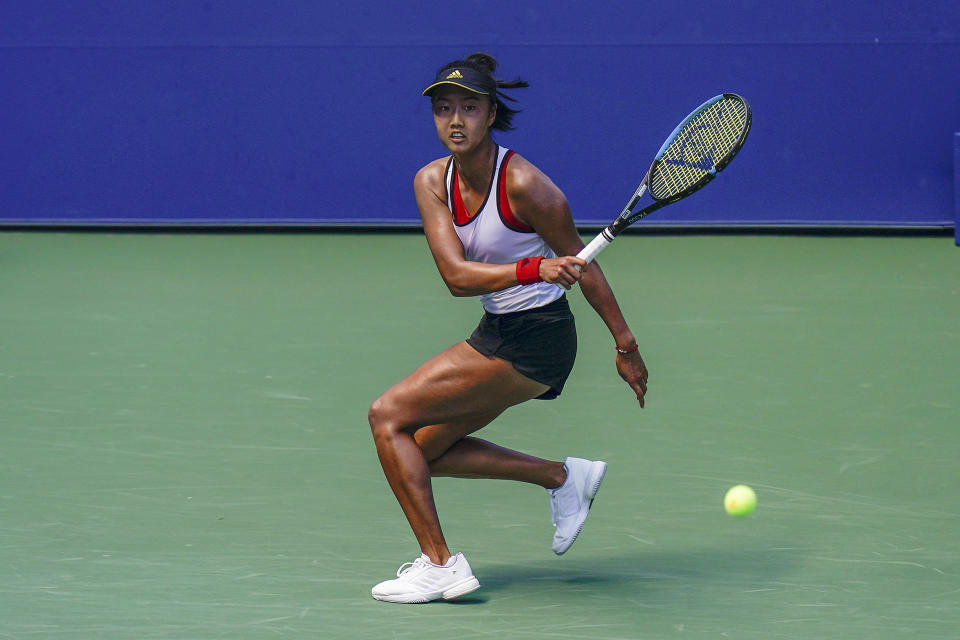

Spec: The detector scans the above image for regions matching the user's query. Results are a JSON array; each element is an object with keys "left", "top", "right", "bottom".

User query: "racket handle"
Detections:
[{"left": 575, "top": 228, "right": 614, "bottom": 266}]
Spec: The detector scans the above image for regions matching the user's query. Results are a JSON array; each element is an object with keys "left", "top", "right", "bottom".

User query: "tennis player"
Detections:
[{"left": 368, "top": 53, "right": 648, "bottom": 603}]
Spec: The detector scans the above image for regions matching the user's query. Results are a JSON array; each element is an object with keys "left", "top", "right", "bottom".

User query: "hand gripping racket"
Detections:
[{"left": 577, "top": 93, "right": 752, "bottom": 264}]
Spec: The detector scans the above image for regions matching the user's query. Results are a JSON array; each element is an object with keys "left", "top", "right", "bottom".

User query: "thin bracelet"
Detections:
[{"left": 615, "top": 343, "right": 639, "bottom": 355}]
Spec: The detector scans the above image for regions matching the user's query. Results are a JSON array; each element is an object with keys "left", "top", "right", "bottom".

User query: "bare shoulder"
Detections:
[
  {"left": 415, "top": 157, "right": 455, "bottom": 228},
  {"left": 504, "top": 153, "right": 567, "bottom": 210},
  {"left": 503, "top": 152, "right": 581, "bottom": 255},
  {"left": 504, "top": 153, "right": 571, "bottom": 228},
  {"left": 414, "top": 156, "right": 451, "bottom": 193}
]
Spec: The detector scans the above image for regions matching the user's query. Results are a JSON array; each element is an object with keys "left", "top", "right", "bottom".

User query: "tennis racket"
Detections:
[{"left": 576, "top": 93, "right": 752, "bottom": 264}]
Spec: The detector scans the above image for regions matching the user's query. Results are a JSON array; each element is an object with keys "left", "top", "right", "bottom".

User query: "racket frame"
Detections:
[{"left": 577, "top": 93, "right": 751, "bottom": 264}]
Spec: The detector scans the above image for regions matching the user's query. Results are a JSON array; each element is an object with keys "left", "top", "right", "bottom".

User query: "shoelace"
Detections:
[
  {"left": 396, "top": 557, "right": 429, "bottom": 578},
  {"left": 550, "top": 491, "right": 560, "bottom": 526}
]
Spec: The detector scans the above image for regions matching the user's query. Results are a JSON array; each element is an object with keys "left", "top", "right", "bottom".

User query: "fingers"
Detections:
[
  {"left": 567, "top": 256, "right": 588, "bottom": 272},
  {"left": 554, "top": 257, "right": 584, "bottom": 286},
  {"left": 541, "top": 256, "right": 587, "bottom": 288},
  {"left": 616, "top": 352, "right": 650, "bottom": 407},
  {"left": 630, "top": 370, "right": 647, "bottom": 409},
  {"left": 629, "top": 362, "right": 649, "bottom": 407},
  {"left": 633, "top": 376, "right": 648, "bottom": 407},
  {"left": 622, "top": 371, "right": 648, "bottom": 407}
]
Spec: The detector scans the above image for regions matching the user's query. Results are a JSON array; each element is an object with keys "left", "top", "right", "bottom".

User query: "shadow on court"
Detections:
[
  {"left": 475, "top": 545, "right": 804, "bottom": 596},
  {"left": 421, "top": 545, "right": 805, "bottom": 606}
]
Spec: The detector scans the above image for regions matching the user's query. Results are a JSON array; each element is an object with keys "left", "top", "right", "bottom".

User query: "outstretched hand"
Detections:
[{"left": 616, "top": 350, "right": 649, "bottom": 407}]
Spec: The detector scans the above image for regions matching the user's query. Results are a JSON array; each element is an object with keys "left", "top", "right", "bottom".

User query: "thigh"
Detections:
[{"left": 373, "top": 341, "right": 550, "bottom": 434}]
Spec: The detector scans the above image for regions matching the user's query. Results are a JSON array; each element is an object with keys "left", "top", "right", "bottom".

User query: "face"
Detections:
[{"left": 431, "top": 86, "right": 497, "bottom": 153}]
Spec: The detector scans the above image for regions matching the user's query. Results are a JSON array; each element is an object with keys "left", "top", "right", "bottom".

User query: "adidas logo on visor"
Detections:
[{"left": 445, "top": 70, "right": 464, "bottom": 79}]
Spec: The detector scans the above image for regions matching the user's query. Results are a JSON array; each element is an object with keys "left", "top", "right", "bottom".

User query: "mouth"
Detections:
[{"left": 450, "top": 131, "right": 466, "bottom": 143}]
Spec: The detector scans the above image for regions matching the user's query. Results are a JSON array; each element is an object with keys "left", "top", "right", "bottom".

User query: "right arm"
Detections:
[{"left": 414, "top": 161, "right": 581, "bottom": 296}]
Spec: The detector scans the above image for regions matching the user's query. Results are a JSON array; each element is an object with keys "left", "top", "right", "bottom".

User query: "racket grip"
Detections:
[{"left": 576, "top": 229, "right": 614, "bottom": 266}]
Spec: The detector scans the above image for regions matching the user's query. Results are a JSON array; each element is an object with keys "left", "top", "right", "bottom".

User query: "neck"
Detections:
[{"left": 454, "top": 138, "right": 497, "bottom": 189}]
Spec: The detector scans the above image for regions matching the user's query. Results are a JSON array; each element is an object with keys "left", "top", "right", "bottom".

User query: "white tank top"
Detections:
[{"left": 445, "top": 146, "right": 563, "bottom": 314}]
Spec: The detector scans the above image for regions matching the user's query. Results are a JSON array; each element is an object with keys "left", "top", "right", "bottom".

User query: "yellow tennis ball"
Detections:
[{"left": 724, "top": 484, "right": 756, "bottom": 517}]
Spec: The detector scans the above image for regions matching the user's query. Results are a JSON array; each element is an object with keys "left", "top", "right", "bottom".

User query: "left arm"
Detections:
[{"left": 506, "top": 156, "right": 650, "bottom": 406}]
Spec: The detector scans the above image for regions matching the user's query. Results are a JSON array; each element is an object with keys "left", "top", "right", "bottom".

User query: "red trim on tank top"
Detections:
[
  {"left": 496, "top": 151, "right": 535, "bottom": 233},
  {"left": 450, "top": 169, "right": 472, "bottom": 225},
  {"left": 450, "top": 154, "right": 497, "bottom": 227}
]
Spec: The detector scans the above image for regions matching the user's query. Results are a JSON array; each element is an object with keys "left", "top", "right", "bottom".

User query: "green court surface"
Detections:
[{"left": 1, "top": 231, "right": 957, "bottom": 639}]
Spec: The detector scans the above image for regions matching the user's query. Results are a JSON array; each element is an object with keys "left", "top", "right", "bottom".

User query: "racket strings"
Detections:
[{"left": 650, "top": 98, "right": 749, "bottom": 200}]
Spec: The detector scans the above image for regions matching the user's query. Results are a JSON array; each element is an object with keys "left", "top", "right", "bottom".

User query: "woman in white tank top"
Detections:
[{"left": 368, "top": 53, "right": 649, "bottom": 603}]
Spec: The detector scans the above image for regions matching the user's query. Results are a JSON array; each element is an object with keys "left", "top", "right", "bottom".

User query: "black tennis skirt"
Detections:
[{"left": 465, "top": 295, "right": 577, "bottom": 400}]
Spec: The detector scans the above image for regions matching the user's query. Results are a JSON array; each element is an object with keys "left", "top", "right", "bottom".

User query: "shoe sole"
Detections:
[
  {"left": 371, "top": 576, "right": 481, "bottom": 604},
  {"left": 553, "top": 461, "right": 607, "bottom": 555},
  {"left": 442, "top": 576, "right": 481, "bottom": 600}
]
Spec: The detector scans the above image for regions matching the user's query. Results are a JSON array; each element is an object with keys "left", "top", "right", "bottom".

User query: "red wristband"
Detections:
[
  {"left": 616, "top": 343, "right": 639, "bottom": 355},
  {"left": 516, "top": 256, "right": 544, "bottom": 285}
]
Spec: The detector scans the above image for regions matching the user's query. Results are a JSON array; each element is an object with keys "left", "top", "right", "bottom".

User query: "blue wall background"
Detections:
[{"left": 1, "top": 0, "right": 958, "bottom": 228}]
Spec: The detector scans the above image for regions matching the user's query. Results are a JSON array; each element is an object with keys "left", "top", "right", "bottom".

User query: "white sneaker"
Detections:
[
  {"left": 371, "top": 552, "right": 481, "bottom": 603},
  {"left": 549, "top": 457, "right": 607, "bottom": 555}
]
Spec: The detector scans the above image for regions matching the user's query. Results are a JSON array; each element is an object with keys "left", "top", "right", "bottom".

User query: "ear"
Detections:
[{"left": 487, "top": 101, "right": 497, "bottom": 128}]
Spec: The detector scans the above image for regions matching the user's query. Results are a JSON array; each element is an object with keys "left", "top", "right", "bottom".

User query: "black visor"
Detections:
[{"left": 422, "top": 66, "right": 496, "bottom": 97}]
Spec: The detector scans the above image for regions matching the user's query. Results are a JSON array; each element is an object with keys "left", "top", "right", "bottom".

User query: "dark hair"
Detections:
[{"left": 435, "top": 52, "right": 529, "bottom": 131}]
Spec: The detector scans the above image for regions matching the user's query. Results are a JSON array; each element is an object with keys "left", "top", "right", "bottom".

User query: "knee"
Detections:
[
  {"left": 368, "top": 394, "right": 407, "bottom": 442},
  {"left": 368, "top": 395, "right": 389, "bottom": 436}
]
